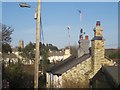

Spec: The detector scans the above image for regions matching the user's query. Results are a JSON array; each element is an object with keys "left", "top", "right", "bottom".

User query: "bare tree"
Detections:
[
  {"left": 0, "top": 23, "right": 14, "bottom": 44},
  {"left": 0, "top": 23, "right": 14, "bottom": 53}
]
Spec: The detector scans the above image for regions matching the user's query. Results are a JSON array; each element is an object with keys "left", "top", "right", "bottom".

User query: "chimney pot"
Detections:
[
  {"left": 85, "top": 35, "right": 89, "bottom": 40},
  {"left": 96, "top": 21, "right": 100, "bottom": 26}
]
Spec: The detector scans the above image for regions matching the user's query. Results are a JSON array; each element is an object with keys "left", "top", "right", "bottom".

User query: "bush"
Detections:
[{"left": 2, "top": 63, "right": 34, "bottom": 88}]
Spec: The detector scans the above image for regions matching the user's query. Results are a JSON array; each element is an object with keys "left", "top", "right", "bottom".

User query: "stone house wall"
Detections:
[{"left": 61, "top": 57, "right": 91, "bottom": 88}]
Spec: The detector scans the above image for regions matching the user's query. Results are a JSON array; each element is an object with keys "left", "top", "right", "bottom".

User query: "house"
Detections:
[
  {"left": 12, "top": 47, "right": 19, "bottom": 57},
  {"left": 48, "top": 50, "right": 64, "bottom": 63},
  {"left": 112, "top": 58, "right": 120, "bottom": 65},
  {"left": 48, "top": 48, "right": 71, "bottom": 63},
  {"left": 12, "top": 46, "right": 34, "bottom": 65},
  {"left": 90, "top": 66, "right": 120, "bottom": 88},
  {"left": 46, "top": 21, "right": 117, "bottom": 88},
  {"left": 2, "top": 53, "right": 18, "bottom": 67},
  {"left": 63, "top": 47, "right": 71, "bottom": 59}
]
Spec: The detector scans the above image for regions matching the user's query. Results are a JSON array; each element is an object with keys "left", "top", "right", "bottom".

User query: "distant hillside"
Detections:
[{"left": 105, "top": 48, "right": 120, "bottom": 59}]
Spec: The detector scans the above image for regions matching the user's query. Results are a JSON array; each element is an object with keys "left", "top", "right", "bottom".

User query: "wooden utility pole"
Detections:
[{"left": 34, "top": 0, "right": 41, "bottom": 89}]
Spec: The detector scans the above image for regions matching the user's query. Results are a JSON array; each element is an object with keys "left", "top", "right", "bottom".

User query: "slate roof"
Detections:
[
  {"left": 90, "top": 66, "right": 120, "bottom": 88},
  {"left": 91, "top": 36, "right": 105, "bottom": 41},
  {"left": 12, "top": 47, "right": 18, "bottom": 52},
  {"left": 48, "top": 51, "right": 64, "bottom": 56},
  {"left": 102, "top": 66, "right": 120, "bottom": 88},
  {"left": 49, "top": 54, "right": 91, "bottom": 75},
  {"left": 2, "top": 53, "right": 17, "bottom": 59}
]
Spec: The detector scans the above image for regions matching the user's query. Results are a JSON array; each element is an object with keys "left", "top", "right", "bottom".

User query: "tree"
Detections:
[
  {"left": 20, "top": 42, "right": 35, "bottom": 61},
  {"left": 0, "top": 24, "right": 14, "bottom": 53},
  {"left": 1, "top": 24, "right": 14, "bottom": 44},
  {"left": 2, "top": 43, "right": 12, "bottom": 53},
  {"left": 105, "top": 49, "right": 120, "bottom": 59},
  {"left": 2, "top": 63, "right": 34, "bottom": 88},
  {"left": 46, "top": 44, "right": 58, "bottom": 51}
]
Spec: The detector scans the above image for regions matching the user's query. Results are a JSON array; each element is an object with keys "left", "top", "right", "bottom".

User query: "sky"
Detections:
[
  {"left": 1, "top": 1, "right": 118, "bottom": 49},
  {"left": 1, "top": 0, "right": 119, "bottom": 2}
]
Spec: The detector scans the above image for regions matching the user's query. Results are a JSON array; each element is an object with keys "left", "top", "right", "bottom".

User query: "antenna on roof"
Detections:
[
  {"left": 78, "top": 10, "right": 83, "bottom": 40},
  {"left": 66, "top": 26, "right": 71, "bottom": 50},
  {"left": 78, "top": 10, "right": 82, "bottom": 31}
]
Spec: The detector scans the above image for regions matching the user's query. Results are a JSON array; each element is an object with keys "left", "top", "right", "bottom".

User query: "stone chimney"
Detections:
[
  {"left": 78, "top": 33, "right": 90, "bottom": 58},
  {"left": 91, "top": 21, "right": 105, "bottom": 74}
]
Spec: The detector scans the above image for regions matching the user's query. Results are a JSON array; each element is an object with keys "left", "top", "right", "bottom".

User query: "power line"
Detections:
[{"left": 40, "top": 14, "right": 44, "bottom": 44}]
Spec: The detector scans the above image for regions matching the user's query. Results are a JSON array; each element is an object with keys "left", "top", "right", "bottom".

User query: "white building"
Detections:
[
  {"left": 12, "top": 47, "right": 19, "bottom": 57},
  {"left": 63, "top": 48, "right": 71, "bottom": 60},
  {"left": 48, "top": 50, "right": 64, "bottom": 63},
  {"left": 48, "top": 47, "right": 71, "bottom": 63},
  {"left": 2, "top": 53, "right": 18, "bottom": 67}
]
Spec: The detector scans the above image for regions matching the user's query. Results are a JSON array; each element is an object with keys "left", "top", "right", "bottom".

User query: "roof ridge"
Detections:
[{"left": 50, "top": 54, "right": 90, "bottom": 75}]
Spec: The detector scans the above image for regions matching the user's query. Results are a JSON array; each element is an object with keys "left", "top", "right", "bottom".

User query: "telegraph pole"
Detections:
[
  {"left": 34, "top": 0, "right": 41, "bottom": 89},
  {"left": 19, "top": 0, "right": 41, "bottom": 88}
]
